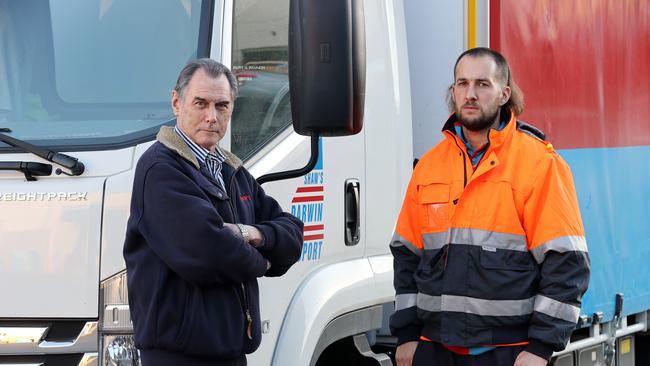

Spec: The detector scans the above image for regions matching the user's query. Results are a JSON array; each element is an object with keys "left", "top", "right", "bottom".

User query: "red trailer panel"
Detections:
[{"left": 493, "top": 0, "right": 650, "bottom": 149}]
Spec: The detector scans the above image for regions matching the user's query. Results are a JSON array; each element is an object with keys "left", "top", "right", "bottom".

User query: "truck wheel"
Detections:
[{"left": 316, "top": 337, "right": 385, "bottom": 366}]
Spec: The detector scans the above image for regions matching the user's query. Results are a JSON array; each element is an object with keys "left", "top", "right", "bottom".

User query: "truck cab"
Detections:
[{"left": 0, "top": 0, "right": 411, "bottom": 365}]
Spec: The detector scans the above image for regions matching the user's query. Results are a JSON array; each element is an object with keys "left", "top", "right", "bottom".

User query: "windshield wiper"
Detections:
[
  {"left": 0, "top": 161, "right": 53, "bottom": 181},
  {"left": 0, "top": 128, "right": 85, "bottom": 176}
]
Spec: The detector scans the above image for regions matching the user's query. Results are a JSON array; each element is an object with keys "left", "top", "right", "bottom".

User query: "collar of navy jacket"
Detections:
[{"left": 156, "top": 125, "right": 243, "bottom": 171}]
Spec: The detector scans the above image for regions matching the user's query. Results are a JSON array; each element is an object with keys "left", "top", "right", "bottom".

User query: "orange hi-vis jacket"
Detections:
[{"left": 389, "top": 112, "right": 590, "bottom": 360}]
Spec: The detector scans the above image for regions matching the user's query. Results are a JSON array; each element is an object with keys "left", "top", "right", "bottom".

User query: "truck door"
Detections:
[
  {"left": 226, "top": 0, "right": 367, "bottom": 267},
  {"left": 223, "top": 0, "right": 366, "bottom": 362}
]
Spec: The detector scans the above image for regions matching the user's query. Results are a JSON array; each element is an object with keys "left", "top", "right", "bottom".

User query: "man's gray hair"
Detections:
[{"left": 174, "top": 58, "right": 239, "bottom": 100}]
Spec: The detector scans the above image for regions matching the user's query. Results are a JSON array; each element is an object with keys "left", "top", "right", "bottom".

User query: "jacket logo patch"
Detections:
[{"left": 240, "top": 194, "right": 252, "bottom": 201}]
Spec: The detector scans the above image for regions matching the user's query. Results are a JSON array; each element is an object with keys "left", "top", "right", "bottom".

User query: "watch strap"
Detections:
[{"left": 236, "top": 223, "right": 250, "bottom": 243}]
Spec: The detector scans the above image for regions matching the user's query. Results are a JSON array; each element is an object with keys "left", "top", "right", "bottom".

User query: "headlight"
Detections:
[
  {"left": 102, "top": 335, "right": 140, "bottom": 366},
  {"left": 99, "top": 271, "right": 140, "bottom": 366}
]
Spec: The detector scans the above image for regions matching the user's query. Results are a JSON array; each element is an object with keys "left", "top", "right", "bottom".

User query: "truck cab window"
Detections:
[
  {"left": 231, "top": 0, "right": 291, "bottom": 160},
  {"left": 0, "top": 0, "right": 206, "bottom": 149}
]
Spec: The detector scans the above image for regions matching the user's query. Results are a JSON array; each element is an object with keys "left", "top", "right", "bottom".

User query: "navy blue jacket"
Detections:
[{"left": 123, "top": 126, "right": 303, "bottom": 361}]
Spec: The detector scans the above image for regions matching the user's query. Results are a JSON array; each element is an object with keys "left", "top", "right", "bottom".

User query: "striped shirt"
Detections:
[{"left": 174, "top": 126, "right": 227, "bottom": 191}]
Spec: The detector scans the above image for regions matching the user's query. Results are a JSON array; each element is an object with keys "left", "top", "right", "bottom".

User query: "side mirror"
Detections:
[
  {"left": 258, "top": 0, "right": 365, "bottom": 185},
  {"left": 289, "top": 0, "right": 366, "bottom": 136}
]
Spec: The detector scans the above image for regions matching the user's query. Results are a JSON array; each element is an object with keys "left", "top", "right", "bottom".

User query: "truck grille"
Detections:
[{"left": 0, "top": 320, "right": 97, "bottom": 366}]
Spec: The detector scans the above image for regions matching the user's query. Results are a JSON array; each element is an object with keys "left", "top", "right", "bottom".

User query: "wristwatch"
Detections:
[{"left": 236, "top": 223, "right": 250, "bottom": 244}]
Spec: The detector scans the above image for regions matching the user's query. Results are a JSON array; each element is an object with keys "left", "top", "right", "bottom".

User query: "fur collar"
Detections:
[{"left": 156, "top": 126, "right": 243, "bottom": 170}]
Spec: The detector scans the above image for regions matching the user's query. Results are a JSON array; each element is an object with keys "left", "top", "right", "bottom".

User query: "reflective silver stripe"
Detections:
[
  {"left": 417, "top": 293, "right": 442, "bottom": 312},
  {"left": 390, "top": 232, "right": 422, "bottom": 256},
  {"left": 417, "top": 293, "right": 535, "bottom": 317},
  {"left": 395, "top": 293, "right": 418, "bottom": 311},
  {"left": 449, "top": 228, "right": 527, "bottom": 252},
  {"left": 394, "top": 228, "right": 529, "bottom": 256},
  {"left": 534, "top": 295, "right": 580, "bottom": 323},
  {"left": 443, "top": 295, "right": 535, "bottom": 316},
  {"left": 422, "top": 228, "right": 526, "bottom": 251},
  {"left": 531, "top": 235, "right": 588, "bottom": 263},
  {"left": 422, "top": 232, "right": 448, "bottom": 250}
]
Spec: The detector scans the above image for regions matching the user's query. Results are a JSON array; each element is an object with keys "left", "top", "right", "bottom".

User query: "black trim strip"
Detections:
[{"left": 198, "top": 0, "right": 216, "bottom": 58}]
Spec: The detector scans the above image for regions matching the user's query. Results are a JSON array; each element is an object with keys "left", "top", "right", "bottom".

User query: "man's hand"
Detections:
[
  {"left": 223, "top": 223, "right": 264, "bottom": 247},
  {"left": 514, "top": 351, "right": 547, "bottom": 366},
  {"left": 224, "top": 223, "right": 272, "bottom": 271},
  {"left": 396, "top": 341, "right": 418, "bottom": 366},
  {"left": 244, "top": 224, "right": 264, "bottom": 247}
]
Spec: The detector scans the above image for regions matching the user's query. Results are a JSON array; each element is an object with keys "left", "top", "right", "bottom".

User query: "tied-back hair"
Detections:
[{"left": 446, "top": 47, "right": 524, "bottom": 117}]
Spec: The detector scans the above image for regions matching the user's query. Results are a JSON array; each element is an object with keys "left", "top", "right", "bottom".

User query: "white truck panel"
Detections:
[
  {"left": 0, "top": 178, "right": 102, "bottom": 318},
  {"left": 270, "top": 258, "right": 383, "bottom": 366},
  {"left": 100, "top": 143, "right": 153, "bottom": 280},
  {"left": 0, "top": 148, "right": 133, "bottom": 318},
  {"left": 363, "top": 0, "right": 413, "bottom": 258},
  {"left": 404, "top": 0, "right": 464, "bottom": 158}
]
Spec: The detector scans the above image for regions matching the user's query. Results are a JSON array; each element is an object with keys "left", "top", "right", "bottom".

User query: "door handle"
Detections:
[{"left": 344, "top": 179, "right": 360, "bottom": 245}]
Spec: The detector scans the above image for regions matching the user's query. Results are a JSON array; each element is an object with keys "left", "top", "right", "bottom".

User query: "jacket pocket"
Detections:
[
  {"left": 418, "top": 184, "right": 450, "bottom": 230},
  {"left": 175, "top": 287, "right": 194, "bottom": 346},
  {"left": 153, "top": 267, "right": 187, "bottom": 346},
  {"left": 475, "top": 247, "right": 539, "bottom": 301},
  {"left": 479, "top": 247, "right": 536, "bottom": 271},
  {"left": 181, "top": 285, "right": 247, "bottom": 358}
]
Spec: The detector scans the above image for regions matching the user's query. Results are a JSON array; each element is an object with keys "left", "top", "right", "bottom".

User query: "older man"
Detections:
[
  {"left": 124, "top": 58, "right": 303, "bottom": 366},
  {"left": 390, "top": 48, "right": 590, "bottom": 366}
]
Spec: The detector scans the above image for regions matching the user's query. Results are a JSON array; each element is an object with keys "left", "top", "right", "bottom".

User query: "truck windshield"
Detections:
[{"left": 0, "top": 0, "right": 208, "bottom": 150}]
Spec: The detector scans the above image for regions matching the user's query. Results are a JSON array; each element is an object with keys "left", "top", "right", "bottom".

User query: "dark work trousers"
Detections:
[
  {"left": 140, "top": 349, "right": 247, "bottom": 366},
  {"left": 412, "top": 341, "right": 526, "bottom": 366}
]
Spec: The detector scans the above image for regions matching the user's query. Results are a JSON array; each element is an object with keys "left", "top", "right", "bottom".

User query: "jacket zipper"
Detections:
[
  {"left": 473, "top": 129, "right": 492, "bottom": 170},
  {"left": 228, "top": 167, "right": 240, "bottom": 218},
  {"left": 441, "top": 244, "right": 449, "bottom": 271},
  {"left": 226, "top": 166, "right": 253, "bottom": 340},
  {"left": 446, "top": 135, "right": 466, "bottom": 273},
  {"left": 451, "top": 136, "right": 468, "bottom": 187},
  {"left": 242, "top": 283, "right": 253, "bottom": 339}
]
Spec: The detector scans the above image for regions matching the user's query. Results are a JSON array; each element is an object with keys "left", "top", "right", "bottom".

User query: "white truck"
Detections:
[
  {"left": 0, "top": 0, "right": 409, "bottom": 365},
  {"left": 1, "top": 1, "right": 649, "bottom": 366}
]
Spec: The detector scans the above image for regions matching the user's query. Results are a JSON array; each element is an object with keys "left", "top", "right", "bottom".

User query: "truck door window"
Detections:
[
  {"left": 0, "top": 0, "right": 208, "bottom": 150},
  {"left": 231, "top": 0, "right": 291, "bottom": 160}
]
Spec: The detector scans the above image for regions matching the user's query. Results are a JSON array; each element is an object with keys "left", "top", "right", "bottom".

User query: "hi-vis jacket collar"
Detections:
[
  {"left": 156, "top": 125, "right": 243, "bottom": 170},
  {"left": 441, "top": 111, "right": 518, "bottom": 153},
  {"left": 442, "top": 111, "right": 549, "bottom": 153}
]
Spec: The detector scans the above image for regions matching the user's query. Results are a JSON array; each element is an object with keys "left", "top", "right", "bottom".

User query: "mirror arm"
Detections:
[{"left": 257, "top": 134, "right": 319, "bottom": 185}]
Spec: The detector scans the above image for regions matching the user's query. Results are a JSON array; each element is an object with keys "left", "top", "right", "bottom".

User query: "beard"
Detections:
[{"left": 456, "top": 102, "right": 501, "bottom": 132}]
